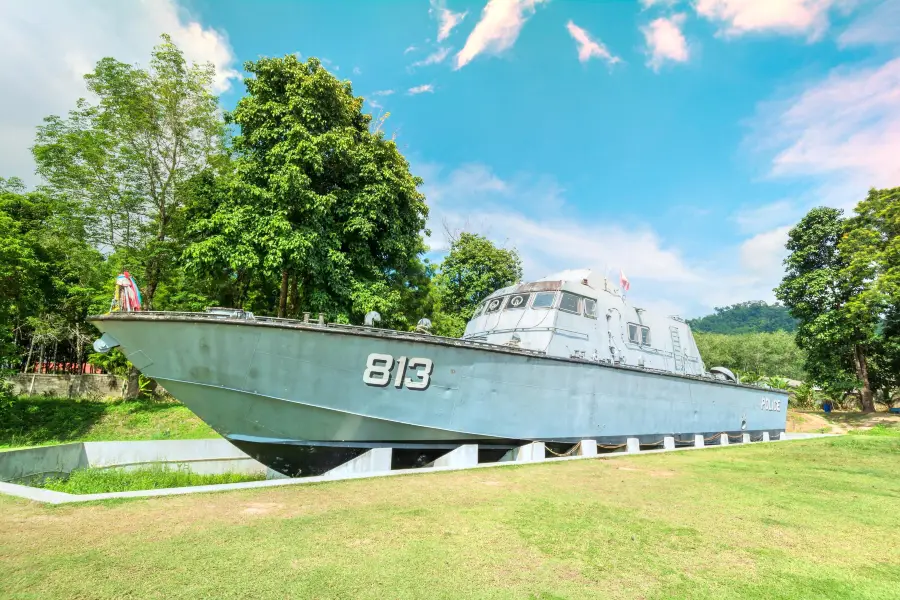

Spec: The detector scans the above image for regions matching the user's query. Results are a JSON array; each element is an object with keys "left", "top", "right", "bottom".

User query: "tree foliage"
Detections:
[
  {"left": 184, "top": 55, "right": 429, "bottom": 327},
  {"left": 693, "top": 331, "right": 806, "bottom": 381},
  {"left": 776, "top": 191, "right": 900, "bottom": 412},
  {"left": 33, "top": 33, "right": 226, "bottom": 306},
  {"left": 688, "top": 301, "right": 797, "bottom": 334},
  {"left": 429, "top": 232, "right": 522, "bottom": 337},
  {"left": 0, "top": 177, "right": 107, "bottom": 373}
]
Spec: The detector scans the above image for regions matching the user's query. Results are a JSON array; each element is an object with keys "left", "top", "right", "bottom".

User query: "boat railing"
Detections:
[{"left": 463, "top": 326, "right": 589, "bottom": 340}]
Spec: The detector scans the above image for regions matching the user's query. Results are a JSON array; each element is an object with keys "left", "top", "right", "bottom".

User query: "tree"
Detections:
[
  {"left": 185, "top": 55, "right": 429, "bottom": 325},
  {"left": 692, "top": 331, "right": 806, "bottom": 381},
  {"left": 688, "top": 301, "right": 797, "bottom": 334},
  {"left": 0, "top": 177, "right": 107, "bottom": 375},
  {"left": 33, "top": 33, "right": 226, "bottom": 306},
  {"left": 430, "top": 232, "right": 522, "bottom": 337},
  {"left": 775, "top": 206, "right": 879, "bottom": 412}
]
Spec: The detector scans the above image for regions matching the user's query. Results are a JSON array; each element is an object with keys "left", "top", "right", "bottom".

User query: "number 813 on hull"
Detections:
[{"left": 363, "top": 353, "right": 434, "bottom": 390}]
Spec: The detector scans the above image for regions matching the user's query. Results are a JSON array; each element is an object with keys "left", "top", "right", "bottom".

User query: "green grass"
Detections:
[
  {"left": 2, "top": 437, "right": 899, "bottom": 599},
  {"left": 0, "top": 395, "right": 217, "bottom": 449},
  {"left": 849, "top": 423, "right": 900, "bottom": 437},
  {"left": 38, "top": 465, "right": 265, "bottom": 494}
]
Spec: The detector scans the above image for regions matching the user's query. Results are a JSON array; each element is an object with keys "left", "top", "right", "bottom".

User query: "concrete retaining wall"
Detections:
[
  {"left": 5, "top": 374, "right": 124, "bottom": 398},
  {"left": 0, "top": 439, "right": 268, "bottom": 483}
]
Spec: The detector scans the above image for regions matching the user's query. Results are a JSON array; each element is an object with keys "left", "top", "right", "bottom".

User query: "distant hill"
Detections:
[{"left": 688, "top": 301, "right": 797, "bottom": 334}]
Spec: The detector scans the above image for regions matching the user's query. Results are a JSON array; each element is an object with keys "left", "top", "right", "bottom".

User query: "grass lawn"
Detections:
[
  {"left": 39, "top": 465, "right": 265, "bottom": 494},
  {"left": 2, "top": 433, "right": 899, "bottom": 599},
  {"left": 0, "top": 395, "right": 217, "bottom": 449}
]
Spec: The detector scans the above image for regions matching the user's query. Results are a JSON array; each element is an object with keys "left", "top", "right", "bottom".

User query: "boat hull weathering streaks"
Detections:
[{"left": 88, "top": 269, "right": 789, "bottom": 476}]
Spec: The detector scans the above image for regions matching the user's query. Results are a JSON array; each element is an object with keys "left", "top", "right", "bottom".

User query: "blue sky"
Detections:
[{"left": 2, "top": 0, "right": 899, "bottom": 317}]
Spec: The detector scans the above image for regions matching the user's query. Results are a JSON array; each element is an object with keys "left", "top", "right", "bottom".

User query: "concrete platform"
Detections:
[{"left": 0, "top": 432, "right": 837, "bottom": 505}]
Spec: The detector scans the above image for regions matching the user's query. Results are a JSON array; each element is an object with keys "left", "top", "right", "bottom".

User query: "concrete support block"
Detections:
[
  {"left": 763, "top": 432, "right": 771, "bottom": 442},
  {"left": 579, "top": 440, "right": 598, "bottom": 457},
  {"left": 323, "top": 448, "right": 392, "bottom": 479},
  {"left": 265, "top": 468, "right": 289, "bottom": 480},
  {"left": 500, "top": 442, "right": 545, "bottom": 463},
  {"left": 742, "top": 433, "right": 751, "bottom": 444},
  {"left": 663, "top": 436, "right": 675, "bottom": 451},
  {"left": 720, "top": 434, "right": 729, "bottom": 446},
  {"left": 626, "top": 438, "right": 641, "bottom": 454},
  {"left": 434, "top": 444, "right": 479, "bottom": 468},
  {"left": 694, "top": 434, "right": 704, "bottom": 448}
]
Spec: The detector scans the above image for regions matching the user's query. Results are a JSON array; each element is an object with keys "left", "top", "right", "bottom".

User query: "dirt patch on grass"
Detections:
[{"left": 788, "top": 409, "right": 900, "bottom": 434}]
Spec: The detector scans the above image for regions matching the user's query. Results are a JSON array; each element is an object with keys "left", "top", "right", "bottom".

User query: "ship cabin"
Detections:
[{"left": 462, "top": 269, "right": 705, "bottom": 376}]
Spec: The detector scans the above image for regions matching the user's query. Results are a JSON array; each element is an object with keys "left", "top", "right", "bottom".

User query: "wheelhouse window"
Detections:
[
  {"left": 472, "top": 302, "right": 486, "bottom": 318},
  {"left": 559, "top": 292, "right": 580, "bottom": 314},
  {"left": 583, "top": 298, "right": 597, "bottom": 319},
  {"left": 505, "top": 293, "right": 530, "bottom": 310},
  {"left": 640, "top": 327, "right": 651, "bottom": 345},
  {"left": 628, "top": 323, "right": 651, "bottom": 345},
  {"left": 531, "top": 291, "right": 556, "bottom": 309},
  {"left": 484, "top": 296, "right": 504, "bottom": 313}
]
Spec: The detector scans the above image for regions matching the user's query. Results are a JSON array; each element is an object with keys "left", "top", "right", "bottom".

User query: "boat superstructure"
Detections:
[
  {"left": 88, "top": 269, "right": 788, "bottom": 477},
  {"left": 462, "top": 270, "right": 705, "bottom": 375}
]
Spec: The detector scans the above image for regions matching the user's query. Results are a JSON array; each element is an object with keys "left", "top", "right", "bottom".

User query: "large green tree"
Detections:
[
  {"left": 775, "top": 206, "right": 879, "bottom": 411},
  {"left": 185, "top": 55, "right": 429, "bottom": 325},
  {"left": 430, "top": 232, "right": 522, "bottom": 337},
  {"left": 33, "top": 33, "right": 226, "bottom": 306},
  {"left": 0, "top": 177, "right": 106, "bottom": 373}
]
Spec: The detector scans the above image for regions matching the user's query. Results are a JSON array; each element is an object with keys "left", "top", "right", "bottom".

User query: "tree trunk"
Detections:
[
  {"left": 28, "top": 345, "right": 44, "bottom": 395},
  {"left": 854, "top": 344, "right": 876, "bottom": 413},
  {"left": 143, "top": 262, "right": 159, "bottom": 309},
  {"left": 288, "top": 274, "right": 299, "bottom": 318},
  {"left": 22, "top": 336, "right": 35, "bottom": 374},
  {"left": 125, "top": 366, "right": 141, "bottom": 400},
  {"left": 278, "top": 269, "right": 289, "bottom": 318}
]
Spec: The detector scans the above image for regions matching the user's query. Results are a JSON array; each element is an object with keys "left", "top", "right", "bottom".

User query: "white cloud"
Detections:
[
  {"left": 693, "top": 0, "right": 853, "bottom": 39},
  {"left": 764, "top": 57, "right": 900, "bottom": 190},
  {"left": 430, "top": 0, "right": 467, "bottom": 42},
  {"left": 0, "top": 0, "right": 239, "bottom": 184},
  {"left": 372, "top": 89, "right": 395, "bottom": 96},
  {"left": 411, "top": 46, "right": 452, "bottom": 68},
  {"left": 838, "top": 0, "right": 900, "bottom": 48},
  {"left": 739, "top": 226, "right": 791, "bottom": 279},
  {"left": 420, "top": 162, "right": 700, "bottom": 286},
  {"left": 642, "top": 14, "right": 690, "bottom": 71},
  {"left": 405, "top": 45, "right": 419, "bottom": 54},
  {"left": 454, "top": 0, "right": 548, "bottom": 70},
  {"left": 731, "top": 200, "right": 798, "bottom": 234},
  {"left": 565, "top": 20, "right": 621, "bottom": 65},
  {"left": 641, "top": 0, "right": 679, "bottom": 7},
  {"left": 418, "top": 161, "right": 797, "bottom": 316},
  {"left": 353, "top": 66, "right": 362, "bottom": 75},
  {"left": 408, "top": 84, "right": 435, "bottom": 94},
  {"left": 321, "top": 58, "right": 340, "bottom": 71}
]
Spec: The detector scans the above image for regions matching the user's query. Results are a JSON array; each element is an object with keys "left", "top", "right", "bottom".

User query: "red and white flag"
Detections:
[{"left": 619, "top": 269, "right": 630, "bottom": 292}]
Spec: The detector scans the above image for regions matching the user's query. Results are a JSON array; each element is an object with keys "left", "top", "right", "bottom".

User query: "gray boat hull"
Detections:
[{"left": 89, "top": 315, "right": 789, "bottom": 475}]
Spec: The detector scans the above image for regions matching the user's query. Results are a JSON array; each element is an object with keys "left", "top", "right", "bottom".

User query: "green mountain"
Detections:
[{"left": 688, "top": 301, "right": 797, "bottom": 335}]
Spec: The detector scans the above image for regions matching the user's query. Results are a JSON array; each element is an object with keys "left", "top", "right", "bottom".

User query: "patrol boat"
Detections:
[{"left": 88, "top": 269, "right": 789, "bottom": 476}]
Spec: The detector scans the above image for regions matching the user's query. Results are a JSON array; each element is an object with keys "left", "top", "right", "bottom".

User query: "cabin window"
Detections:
[
  {"left": 628, "top": 323, "right": 651, "bottom": 345},
  {"left": 583, "top": 298, "right": 597, "bottom": 319},
  {"left": 472, "top": 302, "right": 486, "bottom": 318},
  {"left": 484, "top": 296, "right": 504, "bottom": 313},
  {"left": 506, "top": 293, "right": 530, "bottom": 310},
  {"left": 559, "top": 292, "right": 580, "bottom": 314},
  {"left": 532, "top": 292, "right": 556, "bottom": 309}
]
